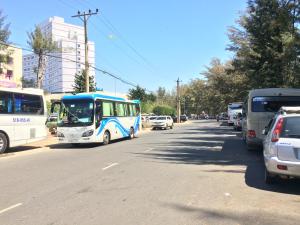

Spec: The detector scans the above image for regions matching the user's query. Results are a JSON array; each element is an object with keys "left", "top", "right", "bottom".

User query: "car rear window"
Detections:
[
  {"left": 281, "top": 117, "right": 300, "bottom": 138},
  {"left": 252, "top": 96, "right": 300, "bottom": 112}
]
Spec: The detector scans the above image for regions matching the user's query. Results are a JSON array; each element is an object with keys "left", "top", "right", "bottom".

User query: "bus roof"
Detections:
[
  {"left": 61, "top": 92, "right": 140, "bottom": 104},
  {"left": 248, "top": 88, "right": 300, "bottom": 98},
  {"left": 0, "top": 87, "right": 44, "bottom": 95}
]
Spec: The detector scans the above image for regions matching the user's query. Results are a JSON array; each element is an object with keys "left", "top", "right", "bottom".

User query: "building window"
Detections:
[
  {"left": 6, "top": 70, "right": 13, "bottom": 79},
  {"left": 77, "top": 44, "right": 80, "bottom": 48},
  {"left": 78, "top": 57, "right": 80, "bottom": 61}
]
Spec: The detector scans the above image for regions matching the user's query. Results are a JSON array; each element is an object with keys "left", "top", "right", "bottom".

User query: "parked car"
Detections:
[
  {"left": 151, "top": 116, "right": 174, "bottom": 130},
  {"left": 262, "top": 106, "right": 300, "bottom": 184}
]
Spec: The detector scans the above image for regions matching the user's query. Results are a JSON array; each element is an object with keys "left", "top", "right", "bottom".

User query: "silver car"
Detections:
[{"left": 263, "top": 107, "right": 300, "bottom": 184}]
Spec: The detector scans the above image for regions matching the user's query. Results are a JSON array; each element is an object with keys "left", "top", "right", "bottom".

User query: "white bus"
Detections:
[
  {"left": 55, "top": 92, "right": 141, "bottom": 145},
  {"left": 242, "top": 88, "right": 300, "bottom": 150},
  {"left": 0, "top": 88, "right": 47, "bottom": 153},
  {"left": 228, "top": 102, "right": 243, "bottom": 126}
]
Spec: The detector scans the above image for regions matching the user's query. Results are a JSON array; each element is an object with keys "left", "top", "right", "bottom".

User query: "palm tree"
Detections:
[{"left": 27, "top": 26, "right": 57, "bottom": 89}]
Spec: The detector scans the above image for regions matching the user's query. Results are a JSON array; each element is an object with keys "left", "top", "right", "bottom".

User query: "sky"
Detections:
[{"left": 1, "top": 0, "right": 247, "bottom": 94}]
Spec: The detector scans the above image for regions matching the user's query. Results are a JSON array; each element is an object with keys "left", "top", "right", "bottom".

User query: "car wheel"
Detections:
[
  {"left": 103, "top": 131, "right": 110, "bottom": 145},
  {"left": 170, "top": 124, "right": 173, "bottom": 129},
  {"left": 0, "top": 133, "right": 8, "bottom": 154},
  {"left": 265, "top": 168, "right": 276, "bottom": 184}
]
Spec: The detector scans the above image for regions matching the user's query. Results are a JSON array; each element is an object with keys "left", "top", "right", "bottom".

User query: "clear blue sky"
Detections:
[{"left": 1, "top": 0, "right": 246, "bottom": 94}]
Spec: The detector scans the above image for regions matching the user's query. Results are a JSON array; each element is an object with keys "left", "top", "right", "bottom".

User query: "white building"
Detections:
[{"left": 23, "top": 16, "right": 95, "bottom": 93}]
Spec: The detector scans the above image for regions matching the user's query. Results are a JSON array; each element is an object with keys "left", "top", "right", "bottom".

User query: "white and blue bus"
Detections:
[{"left": 55, "top": 92, "right": 141, "bottom": 145}]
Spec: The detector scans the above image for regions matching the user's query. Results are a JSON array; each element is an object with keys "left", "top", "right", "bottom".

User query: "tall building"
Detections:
[
  {"left": 0, "top": 46, "right": 22, "bottom": 88},
  {"left": 23, "top": 16, "right": 95, "bottom": 93}
]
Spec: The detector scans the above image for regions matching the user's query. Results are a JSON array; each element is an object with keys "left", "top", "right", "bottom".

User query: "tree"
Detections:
[
  {"left": 73, "top": 69, "right": 96, "bottom": 93},
  {"left": 27, "top": 26, "right": 57, "bottom": 89},
  {"left": 228, "top": 0, "right": 300, "bottom": 88},
  {"left": 128, "top": 85, "right": 156, "bottom": 102},
  {"left": 21, "top": 78, "right": 36, "bottom": 88},
  {"left": 0, "top": 10, "right": 12, "bottom": 64}
]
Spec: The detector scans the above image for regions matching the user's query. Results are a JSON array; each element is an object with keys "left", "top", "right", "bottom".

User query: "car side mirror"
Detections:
[{"left": 262, "top": 128, "right": 268, "bottom": 135}]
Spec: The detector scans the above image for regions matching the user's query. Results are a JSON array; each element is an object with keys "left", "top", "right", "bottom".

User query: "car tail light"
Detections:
[
  {"left": 247, "top": 130, "right": 256, "bottom": 138},
  {"left": 271, "top": 118, "right": 284, "bottom": 142},
  {"left": 277, "top": 164, "right": 287, "bottom": 170}
]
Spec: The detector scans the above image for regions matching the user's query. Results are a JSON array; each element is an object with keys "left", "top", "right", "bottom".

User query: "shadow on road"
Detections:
[
  {"left": 2, "top": 145, "right": 40, "bottom": 155},
  {"left": 136, "top": 120, "right": 300, "bottom": 195},
  {"left": 162, "top": 202, "right": 300, "bottom": 225}
]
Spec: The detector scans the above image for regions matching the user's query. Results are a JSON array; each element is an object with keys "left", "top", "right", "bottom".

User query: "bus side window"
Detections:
[
  {"left": 0, "top": 91, "right": 13, "bottom": 114},
  {"left": 102, "top": 101, "right": 114, "bottom": 117}
]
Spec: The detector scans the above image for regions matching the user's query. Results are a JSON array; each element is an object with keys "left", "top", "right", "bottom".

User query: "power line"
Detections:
[
  {"left": 68, "top": 0, "right": 157, "bottom": 72},
  {"left": 0, "top": 41, "right": 147, "bottom": 90}
]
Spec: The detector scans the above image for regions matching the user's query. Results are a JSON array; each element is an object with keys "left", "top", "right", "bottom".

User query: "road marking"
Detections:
[
  {"left": 144, "top": 148, "right": 154, "bottom": 152},
  {"left": 0, "top": 203, "right": 23, "bottom": 215},
  {"left": 102, "top": 163, "right": 119, "bottom": 171}
]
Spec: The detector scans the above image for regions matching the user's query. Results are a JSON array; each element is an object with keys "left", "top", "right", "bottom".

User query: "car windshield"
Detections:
[
  {"left": 156, "top": 117, "right": 167, "bottom": 120},
  {"left": 252, "top": 96, "right": 300, "bottom": 112},
  {"left": 281, "top": 116, "right": 300, "bottom": 138},
  {"left": 58, "top": 99, "right": 94, "bottom": 127},
  {"left": 229, "top": 105, "right": 242, "bottom": 110}
]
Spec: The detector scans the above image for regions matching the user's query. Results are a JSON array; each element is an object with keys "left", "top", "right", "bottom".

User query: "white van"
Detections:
[{"left": 242, "top": 88, "right": 300, "bottom": 150}]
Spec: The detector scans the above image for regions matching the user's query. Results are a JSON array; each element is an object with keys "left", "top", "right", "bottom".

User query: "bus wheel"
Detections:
[
  {"left": 0, "top": 133, "right": 8, "bottom": 154},
  {"left": 103, "top": 131, "right": 110, "bottom": 145},
  {"left": 129, "top": 128, "right": 134, "bottom": 139}
]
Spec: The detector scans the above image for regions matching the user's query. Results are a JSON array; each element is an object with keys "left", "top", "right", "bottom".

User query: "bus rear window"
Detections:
[{"left": 252, "top": 96, "right": 300, "bottom": 112}]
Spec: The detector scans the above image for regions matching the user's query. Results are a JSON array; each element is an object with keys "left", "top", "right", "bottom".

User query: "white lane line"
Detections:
[
  {"left": 144, "top": 148, "right": 154, "bottom": 152},
  {"left": 102, "top": 163, "right": 119, "bottom": 171},
  {"left": 0, "top": 203, "right": 23, "bottom": 215}
]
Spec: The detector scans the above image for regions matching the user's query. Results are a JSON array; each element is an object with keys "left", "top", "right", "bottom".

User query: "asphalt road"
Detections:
[{"left": 1, "top": 120, "right": 300, "bottom": 225}]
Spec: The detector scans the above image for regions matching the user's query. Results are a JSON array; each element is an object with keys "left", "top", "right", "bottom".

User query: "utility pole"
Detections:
[
  {"left": 72, "top": 9, "right": 98, "bottom": 93},
  {"left": 176, "top": 78, "right": 181, "bottom": 123}
]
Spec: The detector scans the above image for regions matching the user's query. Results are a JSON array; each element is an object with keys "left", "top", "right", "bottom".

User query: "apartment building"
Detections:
[
  {"left": 0, "top": 46, "right": 22, "bottom": 88},
  {"left": 23, "top": 16, "right": 95, "bottom": 93}
]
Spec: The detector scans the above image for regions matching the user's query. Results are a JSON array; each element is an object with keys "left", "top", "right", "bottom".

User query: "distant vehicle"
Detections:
[
  {"left": 228, "top": 102, "right": 243, "bottom": 126},
  {"left": 242, "top": 88, "right": 300, "bottom": 150},
  {"left": 0, "top": 87, "right": 47, "bottom": 153},
  {"left": 263, "top": 106, "right": 300, "bottom": 184},
  {"left": 151, "top": 116, "right": 174, "bottom": 130},
  {"left": 180, "top": 115, "right": 188, "bottom": 122},
  {"left": 233, "top": 112, "right": 243, "bottom": 131},
  {"left": 55, "top": 92, "right": 141, "bottom": 145}
]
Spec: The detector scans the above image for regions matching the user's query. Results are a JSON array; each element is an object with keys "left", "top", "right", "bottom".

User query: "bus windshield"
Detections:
[
  {"left": 252, "top": 96, "right": 300, "bottom": 112},
  {"left": 58, "top": 99, "right": 94, "bottom": 127},
  {"left": 229, "top": 105, "right": 242, "bottom": 110}
]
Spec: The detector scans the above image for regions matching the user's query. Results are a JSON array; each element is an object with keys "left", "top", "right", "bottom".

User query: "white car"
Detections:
[
  {"left": 151, "top": 116, "right": 174, "bottom": 130},
  {"left": 263, "top": 107, "right": 300, "bottom": 184}
]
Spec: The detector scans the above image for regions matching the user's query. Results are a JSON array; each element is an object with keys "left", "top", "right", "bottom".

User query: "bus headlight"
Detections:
[
  {"left": 82, "top": 130, "right": 94, "bottom": 137},
  {"left": 57, "top": 132, "right": 65, "bottom": 137}
]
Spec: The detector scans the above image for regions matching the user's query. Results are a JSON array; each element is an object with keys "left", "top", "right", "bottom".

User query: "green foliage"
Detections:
[
  {"left": 228, "top": 0, "right": 300, "bottom": 88},
  {"left": 21, "top": 78, "right": 36, "bottom": 88},
  {"left": 73, "top": 69, "right": 96, "bottom": 93},
  {"left": 0, "top": 10, "right": 11, "bottom": 64},
  {"left": 153, "top": 105, "right": 176, "bottom": 116},
  {"left": 27, "top": 26, "right": 58, "bottom": 88},
  {"left": 128, "top": 85, "right": 156, "bottom": 102},
  {"left": 141, "top": 101, "right": 155, "bottom": 114}
]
